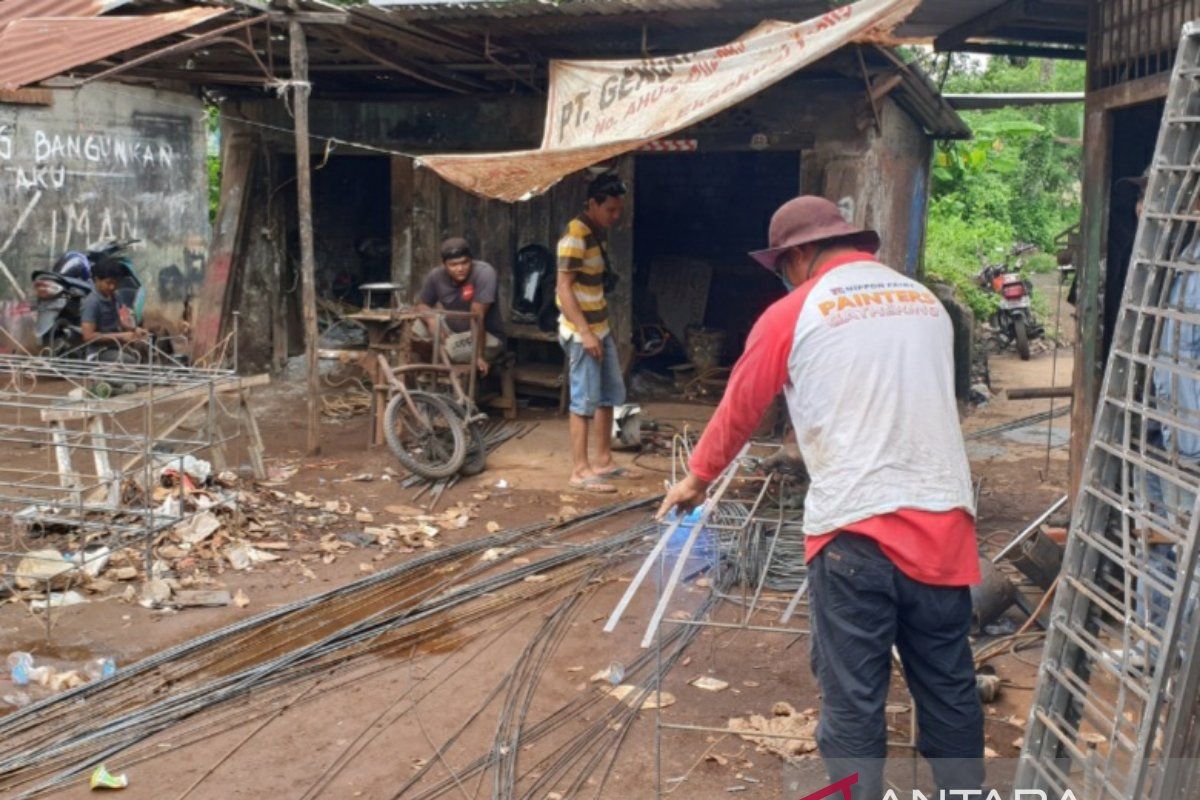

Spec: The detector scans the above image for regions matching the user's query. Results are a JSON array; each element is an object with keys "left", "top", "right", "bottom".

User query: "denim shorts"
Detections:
[{"left": 562, "top": 332, "right": 625, "bottom": 417}]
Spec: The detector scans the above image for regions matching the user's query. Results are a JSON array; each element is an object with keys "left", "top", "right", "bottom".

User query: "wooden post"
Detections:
[
  {"left": 289, "top": 19, "right": 321, "bottom": 456},
  {"left": 1069, "top": 106, "right": 1111, "bottom": 506}
]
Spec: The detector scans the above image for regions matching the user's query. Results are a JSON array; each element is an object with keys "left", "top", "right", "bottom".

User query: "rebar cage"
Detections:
[
  {"left": 1020, "top": 23, "right": 1200, "bottom": 799},
  {"left": 0, "top": 352, "right": 253, "bottom": 617}
]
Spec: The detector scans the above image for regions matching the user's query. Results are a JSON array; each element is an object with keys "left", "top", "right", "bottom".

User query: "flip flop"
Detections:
[
  {"left": 596, "top": 465, "right": 639, "bottom": 480},
  {"left": 568, "top": 476, "right": 618, "bottom": 494}
]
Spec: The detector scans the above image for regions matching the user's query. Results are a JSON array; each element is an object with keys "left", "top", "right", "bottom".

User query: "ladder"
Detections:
[{"left": 1019, "top": 22, "right": 1200, "bottom": 800}]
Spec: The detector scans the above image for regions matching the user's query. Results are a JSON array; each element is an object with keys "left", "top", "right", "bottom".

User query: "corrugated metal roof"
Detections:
[
  {"left": 366, "top": 0, "right": 1083, "bottom": 44},
  {"left": 0, "top": 6, "right": 228, "bottom": 89},
  {"left": 0, "top": 0, "right": 130, "bottom": 27}
]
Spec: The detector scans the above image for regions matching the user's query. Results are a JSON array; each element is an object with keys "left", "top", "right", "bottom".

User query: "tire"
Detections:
[
  {"left": 1013, "top": 318, "right": 1031, "bottom": 361},
  {"left": 384, "top": 391, "right": 466, "bottom": 479},
  {"left": 460, "top": 421, "right": 487, "bottom": 477}
]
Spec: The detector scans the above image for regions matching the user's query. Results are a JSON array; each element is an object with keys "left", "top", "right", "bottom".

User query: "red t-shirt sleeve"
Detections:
[{"left": 688, "top": 292, "right": 800, "bottom": 482}]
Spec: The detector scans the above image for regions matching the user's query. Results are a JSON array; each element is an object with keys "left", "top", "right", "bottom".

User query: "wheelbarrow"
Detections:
[{"left": 381, "top": 361, "right": 488, "bottom": 480}]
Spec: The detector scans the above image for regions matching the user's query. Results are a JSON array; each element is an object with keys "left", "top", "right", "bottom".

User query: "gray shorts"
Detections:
[{"left": 562, "top": 333, "right": 625, "bottom": 417}]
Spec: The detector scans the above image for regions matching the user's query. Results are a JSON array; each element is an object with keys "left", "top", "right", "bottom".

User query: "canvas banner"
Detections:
[{"left": 418, "top": 0, "right": 918, "bottom": 202}]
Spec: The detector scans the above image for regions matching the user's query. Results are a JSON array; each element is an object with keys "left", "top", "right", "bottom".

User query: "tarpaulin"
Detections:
[{"left": 418, "top": 0, "right": 919, "bottom": 202}]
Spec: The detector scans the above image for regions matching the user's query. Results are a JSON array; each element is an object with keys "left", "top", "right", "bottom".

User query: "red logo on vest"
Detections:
[{"left": 461, "top": 284, "right": 475, "bottom": 302}]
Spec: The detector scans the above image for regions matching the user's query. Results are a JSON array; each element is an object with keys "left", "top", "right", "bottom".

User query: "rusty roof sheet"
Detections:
[
  {"left": 0, "top": 6, "right": 227, "bottom": 89},
  {"left": 0, "top": 0, "right": 131, "bottom": 27}
]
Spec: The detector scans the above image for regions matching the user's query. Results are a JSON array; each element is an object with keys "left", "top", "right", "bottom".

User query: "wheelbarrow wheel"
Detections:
[
  {"left": 440, "top": 402, "right": 487, "bottom": 476},
  {"left": 460, "top": 420, "right": 487, "bottom": 476},
  {"left": 384, "top": 390, "right": 466, "bottom": 479}
]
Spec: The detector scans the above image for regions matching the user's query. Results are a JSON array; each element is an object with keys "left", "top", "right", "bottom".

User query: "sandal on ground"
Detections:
[
  {"left": 568, "top": 476, "right": 618, "bottom": 494},
  {"left": 595, "top": 465, "right": 639, "bottom": 480}
]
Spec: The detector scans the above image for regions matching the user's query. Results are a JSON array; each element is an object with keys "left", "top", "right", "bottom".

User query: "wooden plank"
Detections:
[
  {"left": 1070, "top": 107, "right": 1112, "bottom": 508},
  {"left": 238, "top": 391, "right": 267, "bottom": 479},
  {"left": 51, "top": 423, "right": 82, "bottom": 507},
  {"left": 411, "top": 166, "right": 440, "bottom": 291},
  {"left": 40, "top": 374, "right": 270, "bottom": 423},
  {"left": 290, "top": 20, "right": 321, "bottom": 457},
  {"left": 1085, "top": 71, "right": 1170, "bottom": 112},
  {"left": 0, "top": 88, "right": 52, "bottom": 105},
  {"left": 1007, "top": 386, "right": 1074, "bottom": 400},
  {"left": 88, "top": 416, "right": 119, "bottom": 507},
  {"left": 193, "top": 131, "right": 257, "bottom": 364},
  {"left": 390, "top": 155, "right": 414, "bottom": 295}
]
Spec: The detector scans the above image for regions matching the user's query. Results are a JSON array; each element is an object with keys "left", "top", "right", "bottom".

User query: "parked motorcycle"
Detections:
[
  {"left": 30, "top": 240, "right": 146, "bottom": 358},
  {"left": 977, "top": 244, "right": 1044, "bottom": 360}
]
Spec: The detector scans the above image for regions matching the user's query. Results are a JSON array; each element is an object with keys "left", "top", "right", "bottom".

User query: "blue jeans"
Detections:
[
  {"left": 809, "top": 534, "right": 984, "bottom": 800},
  {"left": 562, "top": 333, "right": 625, "bottom": 417}
]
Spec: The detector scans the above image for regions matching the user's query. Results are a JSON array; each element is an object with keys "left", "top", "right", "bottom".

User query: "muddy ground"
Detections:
[{"left": 0, "top": 340, "right": 1073, "bottom": 799}]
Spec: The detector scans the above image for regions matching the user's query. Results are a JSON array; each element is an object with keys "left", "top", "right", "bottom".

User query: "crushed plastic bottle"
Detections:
[
  {"left": 606, "top": 660, "right": 625, "bottom": 687},
  {"left": 84, "top": 657, "right": 116, "bottom": 682},
  {"left": 6, "top": 651, "right": 33, "bottom": 686}
]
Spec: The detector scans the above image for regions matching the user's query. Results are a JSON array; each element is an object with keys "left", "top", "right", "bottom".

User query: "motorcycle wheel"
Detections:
[{"left": 1013, "top": 318, "right": 1031, "bottom": 361}]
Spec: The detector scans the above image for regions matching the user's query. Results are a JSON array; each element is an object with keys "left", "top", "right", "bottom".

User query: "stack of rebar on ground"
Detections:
[{"left": 0, "top": 496, "right": 662, "bottom": 798}]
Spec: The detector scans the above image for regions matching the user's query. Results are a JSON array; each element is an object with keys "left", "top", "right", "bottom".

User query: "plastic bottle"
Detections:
[
  {"left": 606, "top": 660, "right": 625, "bottom": 686},
  {"left": 84, "top": 657, "right": 116, "bottom": 682},
  {"left": 6, "top": 652, "right": 33, "bottom": 686}
]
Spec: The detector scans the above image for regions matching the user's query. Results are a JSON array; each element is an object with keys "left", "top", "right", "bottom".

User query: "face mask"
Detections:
[{"left": 775, "top": 267, "right": 794, "bottom": 292}]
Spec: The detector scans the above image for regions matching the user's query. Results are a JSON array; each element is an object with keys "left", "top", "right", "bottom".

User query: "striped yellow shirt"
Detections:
[{"left": 556, "top": 216, "right": 610, "bottom": 339}]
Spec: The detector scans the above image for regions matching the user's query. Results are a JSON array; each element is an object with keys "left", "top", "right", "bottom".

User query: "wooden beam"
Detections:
[
  {"left": 193, "top": 131, "right": 257, "bottom": 363},
  {"left": 1069, "top": 106, "right": 1111, "bottom": 509},
  {"left": 267, "top": 11, "right": 349, "bottom": 24},
  {"left": 0, "top": 87, "right": 52, "bottom": 105},
  {"left": 79, "top": 14, "right": 265, "bottom": 86},
  {"left": 290, "top": 19, "right": 321, "bottom": 457},
  {"left": 1007, "top": 386, "right": 1074, "bottom": 400},
  {"left": 327, "top": 28, "right": 486, "bottom": 93},
  {"left": 1085, "top": 71, "right": 1170, "bottom": 112},
  {"left": 946, "top": 41, "right": 1087, "bottom": 60},
  {"left": 391, "top": 156, "right": 414, "bottom": 294}
]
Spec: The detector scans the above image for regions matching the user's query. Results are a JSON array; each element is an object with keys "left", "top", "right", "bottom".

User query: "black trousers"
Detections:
[{"left": 809, "top": 533, "right": 984, "bottom": 800}]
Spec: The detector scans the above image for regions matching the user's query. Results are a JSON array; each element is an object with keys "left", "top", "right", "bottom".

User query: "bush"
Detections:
[{"left": 1025, "top": 252, "right": 1058, "bottom": 274}]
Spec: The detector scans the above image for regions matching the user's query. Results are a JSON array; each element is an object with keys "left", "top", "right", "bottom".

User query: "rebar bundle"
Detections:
[{"left": 0, "top": 496, "right": 655, "bottom": 798}]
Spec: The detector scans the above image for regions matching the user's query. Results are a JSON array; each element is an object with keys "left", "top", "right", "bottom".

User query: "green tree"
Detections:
[{"left": 918, "top": 54, "right": 1085, "bottom": 318}]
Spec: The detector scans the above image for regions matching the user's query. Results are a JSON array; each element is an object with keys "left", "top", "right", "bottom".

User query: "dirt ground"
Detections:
[{"left": 0, "top": 340, "right": 1074, "bottom": 799}]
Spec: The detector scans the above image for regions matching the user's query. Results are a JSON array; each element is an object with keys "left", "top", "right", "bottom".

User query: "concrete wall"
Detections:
[
  {"left": 0, "top": 84, "right": 210, "bottom": 350},
  {"left": 803, "top": 94, "right": 932, "bottom": 276}
]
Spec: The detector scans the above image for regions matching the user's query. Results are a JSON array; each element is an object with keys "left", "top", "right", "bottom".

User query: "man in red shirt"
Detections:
[{"left": 659, "top": 196, "right": 983, "bottom": 798}]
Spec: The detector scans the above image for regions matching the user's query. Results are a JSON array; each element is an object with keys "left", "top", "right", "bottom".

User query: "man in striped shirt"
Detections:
[{"left": 556, "top": 173, "right": 629, "bottom": 493}]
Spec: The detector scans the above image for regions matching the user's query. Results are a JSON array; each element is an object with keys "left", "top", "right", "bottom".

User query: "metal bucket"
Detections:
[
  {"left": 971, "top": 557, "right": 1017, "bottom": 630},
  {"left": 1008, "top": 529, "right": 1064, "bottom": 591}
]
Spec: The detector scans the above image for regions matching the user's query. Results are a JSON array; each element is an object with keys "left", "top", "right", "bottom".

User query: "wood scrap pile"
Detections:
[{"left": 728, "top": 701, "right": 818, "bottom": 759}]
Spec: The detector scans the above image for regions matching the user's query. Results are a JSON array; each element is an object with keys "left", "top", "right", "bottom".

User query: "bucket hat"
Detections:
[{"left": 749, "top": 196, "right": 880, "bottom": 270}]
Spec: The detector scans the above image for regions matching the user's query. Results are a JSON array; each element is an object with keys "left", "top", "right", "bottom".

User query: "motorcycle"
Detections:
[
  {"left": 977, "top": 244, "right": 1044, "bottom": 361},
  {"left": 31, "top": 240, "right": 146, "bottom": 358}
]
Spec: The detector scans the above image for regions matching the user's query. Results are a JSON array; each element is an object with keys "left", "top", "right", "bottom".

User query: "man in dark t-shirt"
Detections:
[
  {"left": 415, "top": 237, "right": 504, "bottom": 375},
  {"left": 81, "top": 258, "right": 146, "bottom": 363}
]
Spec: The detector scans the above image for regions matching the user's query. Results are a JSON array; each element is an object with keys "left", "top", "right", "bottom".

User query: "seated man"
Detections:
[
  {"left": 414, "top": 237, "right": 505, "bottom": 375},
  {"left": 81, "top": 258, "right": 148, "bottom": 363}
]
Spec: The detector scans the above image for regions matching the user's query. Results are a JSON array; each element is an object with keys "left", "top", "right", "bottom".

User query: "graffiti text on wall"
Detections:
[{"left": 0, "top": 124, "right": 176, "bottom": 191}]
